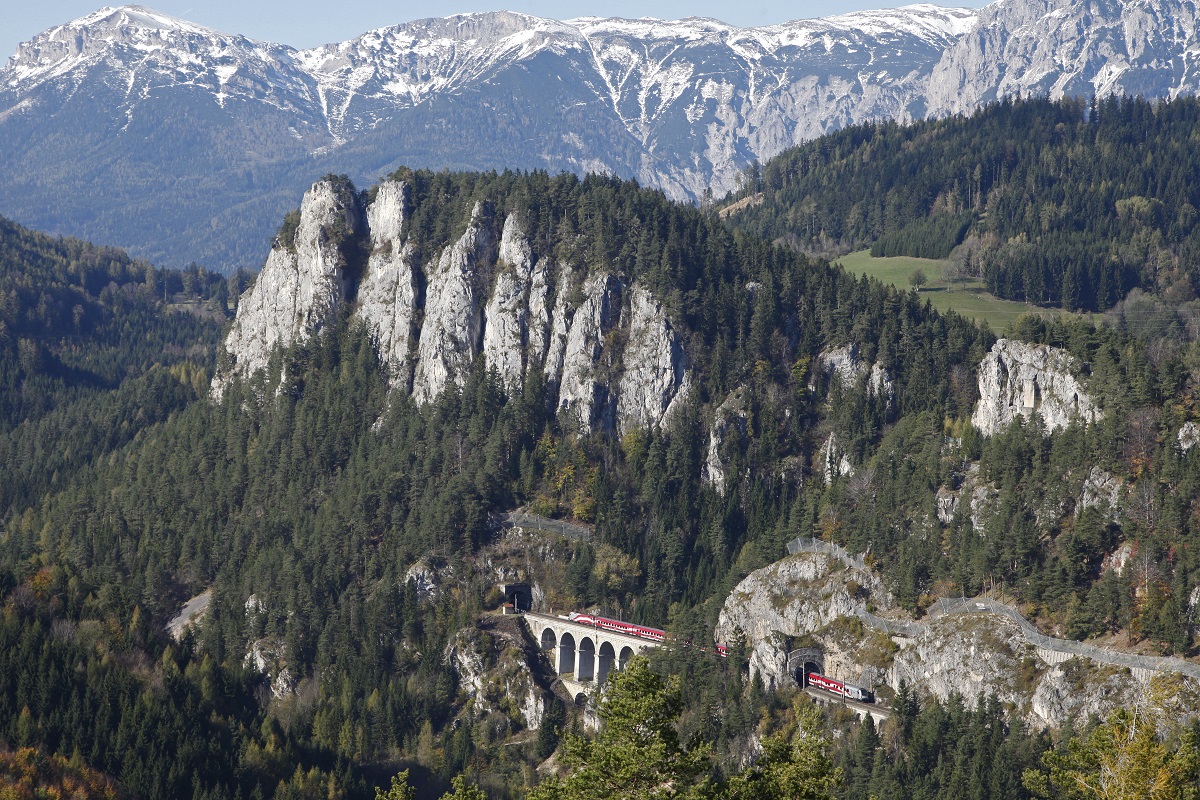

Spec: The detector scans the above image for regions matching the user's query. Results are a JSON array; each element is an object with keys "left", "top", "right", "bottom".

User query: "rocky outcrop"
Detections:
[
  {"left": 405, "top": 559, "right": 453, "bottom": 602},
  {"left": 818, "top": 432, "right": 855, "bottom": 485},
  {"left": 215, "top": 185, "right": 698, "bottom": 436},
  {"left": 211, "top": 178, "right": 363, "bottom": 398},
  {"left": 1102, "top": 543, "right": 1133, "bottom": 576},
  {"left": 869, "top": 363, "right": 895, "bottom": 405},
  {"left": 972, "top": 339, "right": 1100, "bottom": 436},
  {"left": 719, "top": 546, "right": 1171, "bottom": 728},
  {"left": 890, "top": 614, "right": 1143, "bottom": 728},
  {"left": 1078, "top": 467, "right": 1122, "bottom": 520},
  {"left": 935, "top": 487, "right": 960, "bottom": 524},
  {"left": 703, "top": 388, "right": 749, "bottom": 495},
  {"left": 715, "top": 551, "right": 891, "bottom": 690},
  {"left": 814, "top": 344, "right": 894, "bottom": 406},
  {"left": 542, "top": 263, "right": 574, "bottom": 393},
  {"left": 557, "top": 273, "right": 622, "bottom": 433},
  {"left": 357, "top": 180, "right": 419, "bottom": 389},
  {"left": 819, "top": 344, "right": 867, "bottom": 389},
  {"left": 245, "top": 637, "right": 296, "bottom": 699},
  {"left": 167, "top": 589, "right": 212, "bottom": 641},
  {"left": 525, "top": 258, "right": 554, "bottom": 372},
  {"left": 412, "top": 203, "right": 495, "bottom": 404},
  {"left": 1179, "top": 422, "right": 1200, "bottom": 452},
  {"left": 446, "top": 618, "right": 549, "bottom": 731},
  {"left": 616, "top": 286, "right": 691, "bottom": 434},
  {"left": 482, "top": 216, "right": 535, "bottom": 395},
  {"left": 964, "top": 464, "right": 997, "bottom": 531}
]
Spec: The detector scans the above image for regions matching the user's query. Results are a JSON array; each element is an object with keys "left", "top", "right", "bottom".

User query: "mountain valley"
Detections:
[{"left": 3, "top": 2, "right": 1200, "bottom": 797}]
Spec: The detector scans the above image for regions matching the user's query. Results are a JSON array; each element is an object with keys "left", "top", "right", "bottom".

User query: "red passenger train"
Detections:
[
  {"left": 806, "top": 672, "right": 875, "bottom": 703},
  {"left": 568, "top": 612, "right": 728, "bottom": 656}
]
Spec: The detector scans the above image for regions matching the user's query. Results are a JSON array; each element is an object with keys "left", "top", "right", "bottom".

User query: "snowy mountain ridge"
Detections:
[
  {"left": 5, "top": 4, "right": 977, "bottom": 144},
  {"left": 3, "top": 1, "right": 1200, "bottom": 271}
]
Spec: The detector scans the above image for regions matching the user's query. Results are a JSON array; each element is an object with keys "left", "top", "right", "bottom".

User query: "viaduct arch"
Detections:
[{"left": 523, "top": 612, "right": 656, "bottom": 702}]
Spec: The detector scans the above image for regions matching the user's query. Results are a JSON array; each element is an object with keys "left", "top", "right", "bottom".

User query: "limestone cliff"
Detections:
[
  {"left": 446, "top": 618, "right": 549, "bottom": 732},
  {"left": 716, "top": 548, "right": 1171, "bottom": 728},
  {"left": 814, "top": 344, "right": 894, "bottom": 406},
  {"left": 818, "top": 432, "right": 855, "bottom": 485},
  {"left": 715, "top": 552, "right": 892, "bottom": 692},
  {"left": 482, "top": 216, "right": 535, "bottom": 395},
  {"left": 216, "top": 183, "right": 698, "bottom": 436},
  {"left": 556, "top": 273, "right": 622, "bottom": 434},
  {"left": 703, "top": 387, "right": 749, "bottom": 495},
  {"left": 525, "top": 258, "right": 554, "bottom": 373},
  {"left": 211, "top": 178, "right": 364, "bottom": 398},
  {"left": 1179, "top": 422, "right": 1200, "bottom": 452},
  {"left": 541, "top": 262, "right": 574, "bottom": 395},
  {"left": 1078, "top": 466, "right": 1122, "bottom": 520},
  {"left": 412, "top": 202, "right": 496, "bottom": 404},
  {"left": 817, "top": 344, "right": 866, "bottom": 390},
  {"left": 356, "top": 179, "right": 419, "bottom": 389},
  {"left": 616, "top": 286, "right": 691, "bottom": 435},
  {"left": 972, "top": 339, "right": 1100, "bottom": 436}
]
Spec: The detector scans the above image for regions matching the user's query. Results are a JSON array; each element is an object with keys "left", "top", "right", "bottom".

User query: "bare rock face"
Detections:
[
  {"left": 869, "top": 362, "right": 895, "bottom": 405},
  {"left": 972, "top": 338, "right": 1100, "bottom": 436},
  {"left": 525, "top": 258, "right": 554, "bottom": 372},
  {"left": 557, "top": 273, "right": 622, "bottom": 433},
  {"left": 1078, "top": 467, "right": 1122, "bottom": 520},
  {"left": 703, "top": 387, "right": 750, "bottom": 495},
  {"left": 412, "top": 203, "right": 496, "bottom": 404},
  {"left": 211, "top": 178, "right": 363, "bottom": 398},
  {"left": 1101, "top": 543, "right": 1133, "bottom": 576},
  {"left": 814, "top": 344, "right": 893, "bottom": 406},
  {"left": 542, "top": 262, "right": 575, "bottom": 393},
  {"left": 927, "top": 0, "right": 1200, "bottom": 119},
  {"left": 216, "top": 185, "right": 700, "bottom": 436},
  {"left": 405, "top": 559, "right": 452, "bottom": 602},
  {"left": 244, "top": 636, "right": 296, "bottom": 699},
  {"left": 720, "top": 546, "right": 1166, "bottom": 728},
  {"left": 1028, "top": 660, "right": 1140, "bottom": 729},
  {"left": 892, "top": 614, "right": 1028, "bottom": 708},
  {"left": 445, "top": 620, "right": 548, "bottom": 731},
  {"left": 1179, "top": 422, "right": 1200, "bottom": 452},
  {"left": 936, "top": 487, "right": 960, "bottom": 524},
  {"left": 356, "top": 180, "right": 420, "bottom": 389},
  {"left": 818, "top": 344, "right": 866, "bottom": 389},
  {"left": 715, "top": 552, "right": 890, "bottom": 689},
  {"left": 617, "top": 285, "right": 691, "bottom": 434},
  {"left": 818, "top": 431, "right": 855, "bottom": 485},
  {"left": 167, "top": 589, "right": 212, "bottom": 641},
  {"left": 482, "top": 217, "right": 535, "bottom": 395}
]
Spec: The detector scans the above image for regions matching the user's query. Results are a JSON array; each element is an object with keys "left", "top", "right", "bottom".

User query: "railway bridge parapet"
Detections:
[{"left": 521, "top": 611, "right": 662, "bottom": 700}]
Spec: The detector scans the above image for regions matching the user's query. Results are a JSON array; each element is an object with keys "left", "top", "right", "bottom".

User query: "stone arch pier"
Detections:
[{"left": 523, "top": 612, "right": 660, "bottom": 702}]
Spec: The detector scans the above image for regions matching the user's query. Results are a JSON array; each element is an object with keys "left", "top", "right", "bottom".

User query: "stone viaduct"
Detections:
[{"left": 521, "top": 612, "right": 661, "bottom": 699}]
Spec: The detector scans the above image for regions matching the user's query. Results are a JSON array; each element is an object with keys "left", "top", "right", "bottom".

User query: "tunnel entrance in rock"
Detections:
[{"left": 786, "top": 647, "right": 824, "bottom": 688}]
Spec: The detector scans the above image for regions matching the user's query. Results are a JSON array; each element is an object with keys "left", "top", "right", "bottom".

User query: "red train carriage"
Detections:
[
  {"left": 568, "top": 612, "right": 728, "bottom": 656},
  {"left": 806, "top": 672, "right": 875, "bottom": 703}
]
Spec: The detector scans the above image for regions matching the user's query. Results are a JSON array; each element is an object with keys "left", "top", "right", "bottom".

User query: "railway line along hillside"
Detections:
[{"left": 716, "top": 537, "right": 1200, "bottom": 730}]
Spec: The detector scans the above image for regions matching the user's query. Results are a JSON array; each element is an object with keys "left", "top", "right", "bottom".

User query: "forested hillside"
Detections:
[
  {"left": 726, "top": 96, "right": 1200, "bottom": 311},
  {"left": 0, "top": 166, "right": 1198, "bottom": 798}
]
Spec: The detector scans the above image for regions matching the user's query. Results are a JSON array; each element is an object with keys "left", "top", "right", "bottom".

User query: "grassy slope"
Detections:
[{"left": 835, "top": 250, "right": 1061, "bottom": 332}]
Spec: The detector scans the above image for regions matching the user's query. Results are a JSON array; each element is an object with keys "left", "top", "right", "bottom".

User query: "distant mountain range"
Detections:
[{"left": 3, "top": 1, "right": 1200, "bottom": 271}]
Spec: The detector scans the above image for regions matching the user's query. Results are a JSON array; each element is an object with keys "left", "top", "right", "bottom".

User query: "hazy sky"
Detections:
[{"left": 6, "top": 1, "right": 991, "bottom": 61}]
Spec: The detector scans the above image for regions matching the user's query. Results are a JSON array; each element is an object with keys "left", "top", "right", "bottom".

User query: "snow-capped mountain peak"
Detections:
[
  {"left": 70, "top": 5, "right": 223, "bottom": 37},
  {"left": 7, "top": 0, "right": 1200, "bottom": 272}
]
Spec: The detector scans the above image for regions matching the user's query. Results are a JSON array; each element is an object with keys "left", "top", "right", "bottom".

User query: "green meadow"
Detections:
[{"left": 834, "top": 250, "right": 1071, "bottom": 332}]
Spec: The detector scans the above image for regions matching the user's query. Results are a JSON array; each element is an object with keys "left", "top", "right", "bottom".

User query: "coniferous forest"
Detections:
[
  {"left": 728, "top": 95, "right": 1200, "bottom": 311},
  {"left": 1, "top": 99, "right": 1200, "bottom": 799}
]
